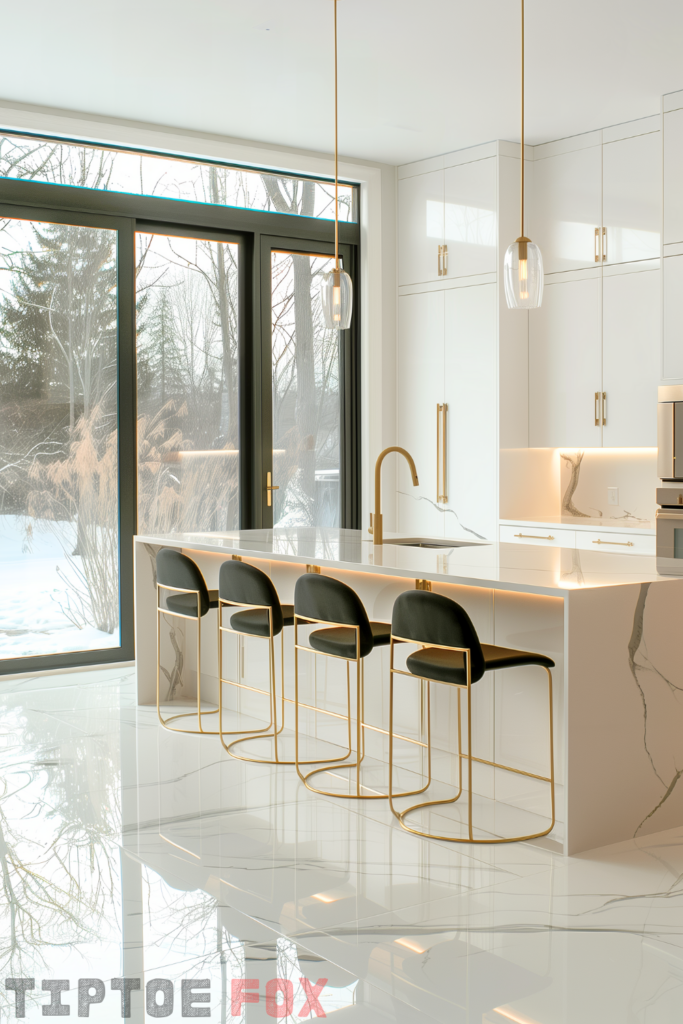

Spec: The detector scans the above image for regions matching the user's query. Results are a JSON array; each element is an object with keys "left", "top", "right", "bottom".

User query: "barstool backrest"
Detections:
[
  {"left": 219, "top": 559, "right": 285, "bottom": 635},
  {"left": 294, "top": 574, "right": 374, "bottom": 658},
  {"left": 156, "top": 548, "right": 212, "bottom": 617},
  {"left": 391, "top": 590, "right": 486, "bottom": 682}
]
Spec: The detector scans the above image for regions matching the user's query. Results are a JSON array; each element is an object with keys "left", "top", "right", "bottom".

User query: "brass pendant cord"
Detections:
[
  {"left": 334, "top": 0, "right": 340, "bottom": 271},
  {"left": 520, "top": 0, "right": 525, "bottom": 240}
]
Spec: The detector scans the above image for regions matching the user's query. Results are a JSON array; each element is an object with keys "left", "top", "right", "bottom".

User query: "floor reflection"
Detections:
[{"left": 0, "top": 668, "right": 682, "bottom": 1022}]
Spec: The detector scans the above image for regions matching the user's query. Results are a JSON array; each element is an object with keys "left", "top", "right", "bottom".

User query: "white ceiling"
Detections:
[{"left": 4, "top": 0, "right": 683, "bottom": 166}]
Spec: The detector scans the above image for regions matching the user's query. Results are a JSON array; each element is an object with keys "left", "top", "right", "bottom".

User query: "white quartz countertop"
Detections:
[
  {"left": 136, "top": 528, "right": 672, "bottom": 597},
  {"left": 500, "top": 516, "right": 655, "bottom": 535}
]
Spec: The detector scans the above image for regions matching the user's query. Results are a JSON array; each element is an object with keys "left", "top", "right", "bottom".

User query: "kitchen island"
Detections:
[{"left": 134, "top": 528, "right": 683, "bottom": 855}]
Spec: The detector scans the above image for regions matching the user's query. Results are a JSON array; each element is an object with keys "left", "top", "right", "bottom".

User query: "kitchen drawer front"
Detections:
[
  {"left": 499, "top": 525, "right": 576, "bottom": 548},
  {"left": 575, "top": 530, "right": 655, "bottom": 555}
]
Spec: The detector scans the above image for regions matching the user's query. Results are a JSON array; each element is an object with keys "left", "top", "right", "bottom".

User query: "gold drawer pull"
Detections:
[
  {"left": 592, "top": 538, "right": 634, "bottom": 547},
  {"left": 514, "top": 533, "right": 554, "bottom": 540}
]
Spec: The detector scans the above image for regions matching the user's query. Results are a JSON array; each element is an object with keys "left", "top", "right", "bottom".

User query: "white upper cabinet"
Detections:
[
  {"left": 444, "top": 283, "right": 497, "bottom": 540},
  {"left": 529, "top": 142, "right": 602, "bottom": 274},
  {"left": 396, "top": 290, "right": 445, "bottom": 537},
  {"left": 603, "top": 132, "right": 661, "bottom": 264},
  {"left": 602, "top": 266, "right": 660, "bottom": 446},
  {"left": 529, "top": 274, "right": 602, "bottom": 448},
  {"left": 664, "top": 107, "right": 683, "bottom": 246},
  {"left": 397, "top": 169, "right": 444, "bottom": 287},
  {"left": 443, "top": 158, "right": 497, "bottom": 279}
]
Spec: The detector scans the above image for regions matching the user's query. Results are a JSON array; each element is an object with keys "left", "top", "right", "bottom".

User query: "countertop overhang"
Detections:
[{"left": 135, "top": 528, "right": 672, "bottom": 597}]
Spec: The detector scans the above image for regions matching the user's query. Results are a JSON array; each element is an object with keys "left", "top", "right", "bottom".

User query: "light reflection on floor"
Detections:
[{"left": 0, "top": 667, "right": 682, "bottom": 1022}]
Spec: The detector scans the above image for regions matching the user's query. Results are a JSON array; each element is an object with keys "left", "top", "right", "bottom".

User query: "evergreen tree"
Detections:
[{"left": 0, "top": 220, "right": 117, "bottom": 432}]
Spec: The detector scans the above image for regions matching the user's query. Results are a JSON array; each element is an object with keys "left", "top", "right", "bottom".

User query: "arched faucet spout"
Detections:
[{"left": 369, "top": 447, "right": 419, "bottom": 546}]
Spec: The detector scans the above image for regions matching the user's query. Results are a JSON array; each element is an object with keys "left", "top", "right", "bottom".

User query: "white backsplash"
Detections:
[{"left": 500, "top": 448, "right": 658, "bottom": 523}]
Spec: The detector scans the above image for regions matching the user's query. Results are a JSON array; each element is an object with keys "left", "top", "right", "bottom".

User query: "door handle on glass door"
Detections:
[{"left": 266, "top": 471, "right": 279, "bottom": 507}]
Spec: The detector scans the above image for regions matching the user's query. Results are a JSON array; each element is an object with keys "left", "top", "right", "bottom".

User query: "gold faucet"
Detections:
[{"left": 369, "top": 447, "right": 419, "bottom": 545}]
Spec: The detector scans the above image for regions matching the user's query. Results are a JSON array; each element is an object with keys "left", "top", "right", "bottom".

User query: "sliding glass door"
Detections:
[
  {"left": 263, "top": 237, "right": 358, "bottom": 531},
  {"left": 0, "top": 212, "right": 122, "bottom": 662},
  {"left": 271, "top": 250, "right": 342, "bottom": 527},
  {"left": 135, "top": 228, "right": 240, "bottom": 534}
]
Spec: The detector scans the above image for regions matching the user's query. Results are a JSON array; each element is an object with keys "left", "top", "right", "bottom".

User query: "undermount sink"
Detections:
[{"left": 389, "top": 537, "right": 478, "bottom": 549}]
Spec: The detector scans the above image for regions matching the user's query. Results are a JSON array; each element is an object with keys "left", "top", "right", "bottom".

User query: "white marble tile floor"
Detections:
[{"left": 0, "top": 666, "right": 682, "bottom": 1022}]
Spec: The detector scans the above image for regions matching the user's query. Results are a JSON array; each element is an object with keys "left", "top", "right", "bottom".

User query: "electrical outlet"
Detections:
[{"left": 607, "top": 487, "right": 619, "bottom": 506}]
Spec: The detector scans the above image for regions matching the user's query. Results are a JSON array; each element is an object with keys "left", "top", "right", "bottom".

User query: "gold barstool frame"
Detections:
[
  {"left": 218, "top": 598, "right": 350, "bottom": 765},
  {"left": 389, "top": 635, "right": 555, "bottom": 843},
  {"left": 294, "top": 614, "right": 433, "bottom": 800},
  {"left": 156, "top": 582, "right": 220, "bottom": 735}
]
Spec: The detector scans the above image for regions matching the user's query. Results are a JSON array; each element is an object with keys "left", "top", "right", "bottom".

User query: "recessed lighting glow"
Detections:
[{"left": 311, "top": 892, "right": 341, "bottom": 903}]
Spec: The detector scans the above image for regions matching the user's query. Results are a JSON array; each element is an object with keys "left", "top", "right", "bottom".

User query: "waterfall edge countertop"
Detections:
[
  {"left": 135, "top": 529, "right": 683, "bottom": 853},
  {"left": 135, "top": 527, "right": 669, "bottom": 596}
]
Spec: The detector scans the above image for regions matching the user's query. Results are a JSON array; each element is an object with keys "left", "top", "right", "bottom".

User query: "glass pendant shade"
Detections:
[
  {"left": 321, "top": 267, "right": 353, "bottom": 329},
  {"left": 504, "top": 237, "right": 544, "bottom": 309}
]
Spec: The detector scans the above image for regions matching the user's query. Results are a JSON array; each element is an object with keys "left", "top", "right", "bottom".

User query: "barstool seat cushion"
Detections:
[
  {"left": 308, "top": 620, "right": 391, "bottom": 660},
  {"left": 230, "top": 604, "right": 294, "bottom": 637},
  {"left": 405, "top": 643, "right": 555, "bottom": 686},
  {"left": 166, "top": 593, "right": 219, "bottom": 617}
]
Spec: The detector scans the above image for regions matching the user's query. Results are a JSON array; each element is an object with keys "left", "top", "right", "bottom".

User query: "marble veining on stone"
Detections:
[{"left": 1, "top": 667, "right": 683, "bottom": 1021}]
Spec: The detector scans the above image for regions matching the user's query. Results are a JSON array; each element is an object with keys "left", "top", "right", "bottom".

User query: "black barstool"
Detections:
[
  {"left": 294, "top": 573, "right": 431, "bottom": 800},
  {"left": 389, "top": 589, "right": 555, "bottom": 844},
  {"left": 156, "top": 547, "right": 219, "bottom": 734},
  {"left": 218, "top": 559, "right": 325, "bottom": 765}
]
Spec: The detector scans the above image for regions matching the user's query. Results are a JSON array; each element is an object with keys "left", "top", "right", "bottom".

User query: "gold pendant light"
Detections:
[
  {"left": 320, "top": 0, "right": 353, "bottom": 330},
  {"left": 504, "top": 0, "right": 544, "bottom": 309}
]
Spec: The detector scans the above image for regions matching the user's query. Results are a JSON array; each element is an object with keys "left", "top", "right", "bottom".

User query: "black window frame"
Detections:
[{"left": 0, "top": 168, "right": 361, "bottom": 677}]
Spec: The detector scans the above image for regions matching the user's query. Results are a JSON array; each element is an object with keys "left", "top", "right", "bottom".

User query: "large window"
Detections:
[
  {"left": 0, "top": 133, "right": 360, "bottom": 674},
  {"left": 0, "top": 132, "right": 356, "bottom": 222},
  {"left": 0, "top": 214, "right": 120, "bottom": 661}
]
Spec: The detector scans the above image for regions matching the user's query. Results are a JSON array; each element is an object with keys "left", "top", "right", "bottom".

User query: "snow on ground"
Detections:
[{"left": 0, "top": 515, "right": 119, "bottom": 659}]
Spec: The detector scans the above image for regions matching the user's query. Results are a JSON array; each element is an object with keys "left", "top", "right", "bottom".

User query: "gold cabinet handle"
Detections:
[
  {"left": 594, "top": 227, "right": 600, "bottom": 263},
  {"left": 601, "top": 391, "right": 607, "bottom": 426},
  {"left": 443, "top": 243, "right": 448, "bottom": 276},
  {"left": 592, "top": 538, "right": 633, "bottom": 547},
  {"left": 602, "top": 226, "right": 607, "bottom": 261},
  {"left": 436, "top": 403, "right": 448, "bottom": 503},
  {"left": 265, "top": 470, "right": 279, "bottom": 507},
  {"left": 595, "top": 392, "right": 600, "bottom": 426},
  {"left": 514, "top": 533, "right": 555, "bottom": 540},
  {"left": 437, "top": 244, "right": 443, "bottom": 276}
]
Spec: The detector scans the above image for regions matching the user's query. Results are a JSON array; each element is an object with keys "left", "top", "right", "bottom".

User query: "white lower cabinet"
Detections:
[
  {"left": 529, "top": 273, "right": 602, "bottom": 448},
  {"left": 501, "top": 523, "right": 655, "bottom": 555},
  {"left": 500, "top": 524, "right": 576, "bottom": 548},
  {"left": 575, "top": 530, "right": 655, "bottom": 555}
]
